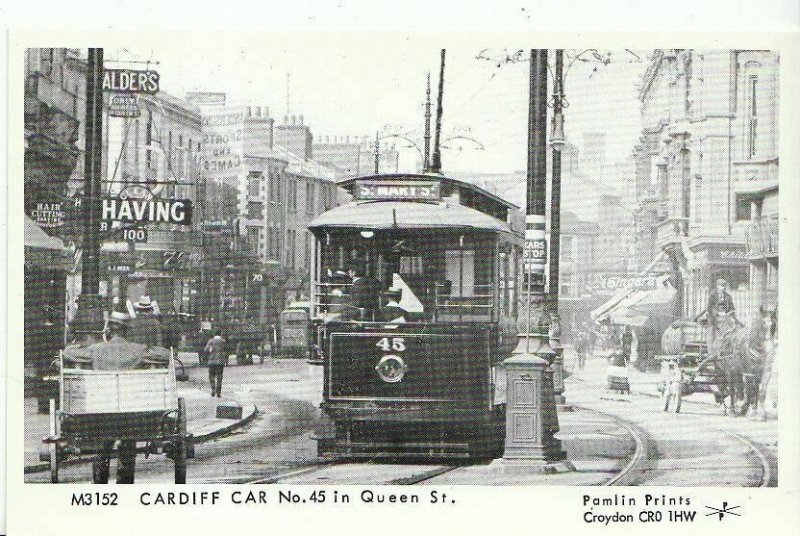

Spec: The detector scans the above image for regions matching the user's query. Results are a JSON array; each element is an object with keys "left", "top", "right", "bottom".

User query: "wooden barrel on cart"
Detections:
[{"left": 661, "top": 320, "right": 705, "bottom": 355}]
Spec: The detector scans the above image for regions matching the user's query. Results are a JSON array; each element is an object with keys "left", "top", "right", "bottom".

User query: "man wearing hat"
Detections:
[
  {"left": 345, "top": 259, "right": 382, "bottom": 321},
  {"left": 86, "top": 312, "right": 150, "bottom": 370},
  {"left": 380, "top": 287, "right": 408, "bottom": 323},
  {"left": 128, "top": 296, "right": 164, "bottom": 348},
  {"left": 705, "top": 278, "right": 740, "bottom": 341}
]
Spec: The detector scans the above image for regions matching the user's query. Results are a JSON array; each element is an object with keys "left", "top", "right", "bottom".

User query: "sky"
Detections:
[{"left": 105, "top": 39, "right": 647, "bottom": 178}]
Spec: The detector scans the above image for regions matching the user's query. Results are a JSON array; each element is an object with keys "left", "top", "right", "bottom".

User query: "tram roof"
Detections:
[
  {"left": 308, "top": 200, "right": 516, "bottom": 236},
  {"left": 336, "top": 173, "right": 520, "bottom": 211}
]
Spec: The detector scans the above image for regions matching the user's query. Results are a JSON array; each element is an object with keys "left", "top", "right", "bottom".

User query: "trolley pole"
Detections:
[
  {"left": 72, "top": 47, "right": 106, "bottom": 335},
  {"left": 549, "top": 50, "right": 567, "bottom": 406},
  {"left": 495, "top": 49, "right": 568, "bottom": 469},
  {"left": 374, "top": 131, "right": 380, "bottom": 174},
  {"left": 423, "top": 72, "right": 432, "bottom": 173}
]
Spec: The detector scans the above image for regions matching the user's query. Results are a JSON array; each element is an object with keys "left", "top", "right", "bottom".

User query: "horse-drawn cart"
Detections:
[
  {"left": 657, "top": 320, "right": 724, "bottom": 413},
  {"left": 42, "top": 350, "right": 191, "bottom": 483}
]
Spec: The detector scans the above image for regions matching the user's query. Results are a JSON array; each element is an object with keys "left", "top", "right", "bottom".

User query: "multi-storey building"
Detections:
[
  {"left": 632, "top": 49, "right": 779, "bottom": 324},
  {"left": 24, "top": 48, "right": 88, "bottom": 382},
  {"left": 239, "top": 147, "right": 337, "bottom": 312},
  {"left": 97, "top": 90, "right": 204, "bottom": 316}
]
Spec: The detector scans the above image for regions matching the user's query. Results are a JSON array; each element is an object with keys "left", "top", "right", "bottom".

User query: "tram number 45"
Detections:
[{"left": 376, "top": 337, "right": 406, "bottom": 352}]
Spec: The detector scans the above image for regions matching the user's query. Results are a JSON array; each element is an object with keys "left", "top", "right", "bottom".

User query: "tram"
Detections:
[
  {"left": 307, "top": 173, "right": 524, "bottom": 459},
  {"left": 278, "top": 301, "right": 311, "bottom": 358}
]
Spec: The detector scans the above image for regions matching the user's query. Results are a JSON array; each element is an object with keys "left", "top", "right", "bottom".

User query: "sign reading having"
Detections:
[
  {"left": 355, "top": 180, "right": 441, "bottom": 201},
  {"left": 102, "top": 69, "right": 160, "bottom": 94},
  {"left": 101, "top": 197, "right": 193, "bottom": 226}
]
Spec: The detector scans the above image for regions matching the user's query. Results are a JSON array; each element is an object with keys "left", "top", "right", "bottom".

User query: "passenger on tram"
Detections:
[{"left": 379, "top": 287, "right": 408, "bottom": 324}]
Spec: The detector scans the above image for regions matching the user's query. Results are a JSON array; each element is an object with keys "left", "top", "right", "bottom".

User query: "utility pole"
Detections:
[
  {"left": 526, "top": 49, "right": 549, "bottom": 313},
  {"left": 374, "top": 131, "right": 380, "bottom": 174},
  {"left": 430, "top": 49, "right": 445, "bottom": 174},
  {"left": 423, "top": 72, "right": 432, "bottom": 172},
  {"left": 495, "top": 49, "right": 567, "bottom": 468},
  {"left": 549, "top": 49, "right": 567, "bottom": 405},
  {"left": 72, "top": 47, "right": 106, "bottom": 334}
]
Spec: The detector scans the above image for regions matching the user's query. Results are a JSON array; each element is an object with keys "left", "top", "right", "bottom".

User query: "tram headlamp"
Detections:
[
  {"left": 360, "top": 230, "right": 375, "bottom": 239},
  {"left": 375, "top": 355, "right": 407, "bottom": 383}
]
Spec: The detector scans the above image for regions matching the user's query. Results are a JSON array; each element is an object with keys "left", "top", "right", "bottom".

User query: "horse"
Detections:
[{"left": 707, "top": 311, "right": 771, "bottom": 416}]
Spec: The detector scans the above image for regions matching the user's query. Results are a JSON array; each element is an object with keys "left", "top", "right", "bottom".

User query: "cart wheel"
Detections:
[
  {"left": 174, "top": 397, "right": 188, "bottom": 484},
  {"left": 92, "top": 455, "right": 110, "bottom": 484},
  {"left": 48, "top": 399, "right": 59, "bottom": 483},
  {"left": 49, "top": 444, "right": 59, "bottom": 483},
  {"left": 174, "top": 438, "right": 187, "bottom": 484}
]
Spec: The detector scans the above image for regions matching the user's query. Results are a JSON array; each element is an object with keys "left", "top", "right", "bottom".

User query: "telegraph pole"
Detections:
[
  {"left": 72, "top": 47, "right": 106, "bottom": 334},
  {"left": 423, "top": 72, "right": 432, "bottom": 172},
  {"left": 526, "top": 49, "right": 549, "bottom": 311},
  {"left": 430, "top": 49, "right": 445, "bottom": 174}
]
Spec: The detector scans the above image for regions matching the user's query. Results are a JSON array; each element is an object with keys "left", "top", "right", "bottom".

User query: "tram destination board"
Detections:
[{"left": 355, "top": 179, "right": 440, "bottom": 200}]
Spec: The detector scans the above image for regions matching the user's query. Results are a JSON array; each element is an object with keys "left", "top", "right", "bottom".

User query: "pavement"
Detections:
[{"left": 24, "top": 350, "right": 258, "bottom": 473}]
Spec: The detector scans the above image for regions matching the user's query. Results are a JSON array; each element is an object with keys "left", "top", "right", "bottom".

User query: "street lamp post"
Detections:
[{"left": 549, "top": 50, "right": 568, "bottom": 406}]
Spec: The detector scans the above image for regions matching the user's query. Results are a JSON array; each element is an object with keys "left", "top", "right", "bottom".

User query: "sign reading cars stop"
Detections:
[{"left": 523, "top": 238, "right": 547, "bottom": 262}]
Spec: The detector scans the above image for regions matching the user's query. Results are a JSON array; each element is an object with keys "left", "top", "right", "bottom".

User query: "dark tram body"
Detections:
[{"left": 307, "top": 174, "right": 523, "bottom": 459}]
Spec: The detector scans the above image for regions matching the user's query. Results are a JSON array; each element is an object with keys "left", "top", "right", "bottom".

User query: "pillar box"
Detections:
[{"left": 501, "top": 334, "right": 567, "bottom": 464}]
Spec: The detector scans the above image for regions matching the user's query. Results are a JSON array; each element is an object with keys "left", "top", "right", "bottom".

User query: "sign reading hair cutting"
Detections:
[{"left": 355, "top": 180, "right": 440, "bottom": 201}]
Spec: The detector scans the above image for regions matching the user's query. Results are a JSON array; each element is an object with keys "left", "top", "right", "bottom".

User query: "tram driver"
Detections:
[{"left": 344, "top": 258, "right": 382, "bottom": 321}]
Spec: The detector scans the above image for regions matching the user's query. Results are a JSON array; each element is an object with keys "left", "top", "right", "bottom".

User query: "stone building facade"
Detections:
[{"left": 632, "top": 49, "right": 779, "bottom": 324}]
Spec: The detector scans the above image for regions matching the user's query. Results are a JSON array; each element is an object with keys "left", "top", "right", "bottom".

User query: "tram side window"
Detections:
[{"left": 444, "top": 250, "right": 475, "bottom": 297}]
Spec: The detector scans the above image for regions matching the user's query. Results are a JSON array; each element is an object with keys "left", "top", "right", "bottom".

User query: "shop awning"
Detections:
[
  {"left": 24, "top": 215, "right": 70, "bottom": 270},
  {"left": 608, "top": 284, "right": 677, "bottom": 327},
  {"left": 590, "top": 251, "right": 674, "bottom": 324}
]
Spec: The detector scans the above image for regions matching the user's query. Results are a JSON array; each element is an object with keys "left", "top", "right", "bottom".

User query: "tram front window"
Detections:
[{"left": 314, "top": 233, "right": 496, "bottom": 323}]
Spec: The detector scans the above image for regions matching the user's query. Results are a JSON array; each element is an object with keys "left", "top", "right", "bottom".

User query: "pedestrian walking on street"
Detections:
[{"left": 204, "top": 331, "right": 227, "bottom": 397}]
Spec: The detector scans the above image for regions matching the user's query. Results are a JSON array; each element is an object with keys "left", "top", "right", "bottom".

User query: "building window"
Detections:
[
  {"left": 248, "top": 174, "right": 261, "bottom": 197},
  {"left": 305, "top": 181, "right": 315, "bottom": 215},
  {"left": 247, "top": 227, "right": 260, "bottom": 251},
  {"left": 247, "top": 202, "right": 264, "bottom": 220},
  {"left": 269, "top": 171, "right": 282, "bottom": 203},
  {"left": 747, "top": 76, "right": 758, "bottom": 158},
  {"left": 41, "top": 49, "right": 54, "bottom": 76},
  {"left": 304, "top": 232, "right": 311, "bottom": 269},
  {"left": 288, "top": 179, "right": 298, "bottom": 212},
  {"left": 735, "top": 198, "right": 752, "bottom": 221},
  {"left": 561, "top": 235, "right": 574, "bottom": 263},
  {"left": 560, "top": 272, "right": 575, "bottom": 297}
]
